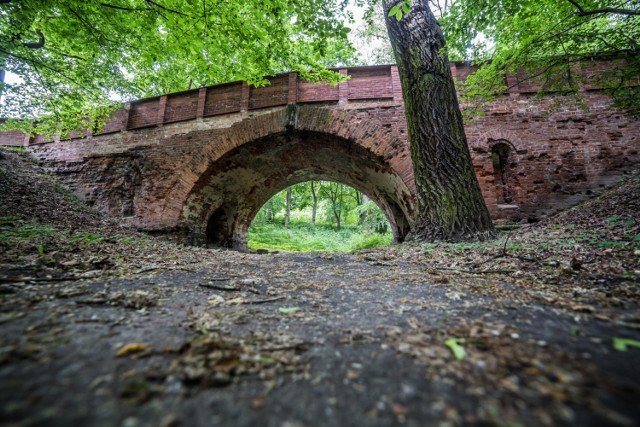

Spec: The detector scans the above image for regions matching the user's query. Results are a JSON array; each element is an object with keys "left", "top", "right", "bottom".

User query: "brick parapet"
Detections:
[{"left": 1, "top": 61, "right": 626, "bottom": 146}]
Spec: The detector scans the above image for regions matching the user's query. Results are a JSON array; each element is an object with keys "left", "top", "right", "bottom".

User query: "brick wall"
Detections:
[{"left": 466, "top": 92, "right": 640, "bottom": 221}]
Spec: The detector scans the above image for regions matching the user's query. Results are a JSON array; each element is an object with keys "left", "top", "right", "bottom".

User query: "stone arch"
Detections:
[
  {"left": 174, "top": 105, "right": 416, "bottom": 249},
  {"left": 488, "top": 138, "right": 518, "bottom": 206}
]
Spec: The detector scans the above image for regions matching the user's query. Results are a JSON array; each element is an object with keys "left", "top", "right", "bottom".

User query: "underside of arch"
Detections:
[{"left": 181, "top": 129, "right": 415, "bottom": 250}]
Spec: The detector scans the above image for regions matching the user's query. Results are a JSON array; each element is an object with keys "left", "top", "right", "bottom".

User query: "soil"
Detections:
[{"left": 1, "top": 148, "right": 639, "bottom": 427}]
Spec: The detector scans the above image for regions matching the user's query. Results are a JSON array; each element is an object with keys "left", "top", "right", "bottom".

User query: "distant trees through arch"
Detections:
[{"left": 248, "top": 181, "right": 393, "bottom": 252}]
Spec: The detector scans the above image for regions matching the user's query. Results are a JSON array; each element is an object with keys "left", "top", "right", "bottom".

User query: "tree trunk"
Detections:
[
  {"left": 284, "top": 186, "right": 292, "bottom": 228},
  {"left": 383, "top": 0, "right": 495, "bottom": 241},
  {"left": 360, "top": 194, "right": 370, "bottom": 226},
  {"left": 334, "top": 209, "right": 341, "bottom": 230},
  {"left": 334, "top": 185, "right": 343, "bottom": 230},
  {"left": 310, "top": 181, "right": 317, "bottom": 226},
  {"left": 267, "top": 201, "right": 274, "bottom": 223}
]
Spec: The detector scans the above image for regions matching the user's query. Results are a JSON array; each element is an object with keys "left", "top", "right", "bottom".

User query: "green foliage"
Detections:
[
  {"left": 439, "top": 0, "right": 640, "bottom": 116},
  {"left": 350, "top": 3, "right": 394, "bottom": 65},
  {"left": 0, "top": 0, "right": 356, "bottom": 134},
  {"left": 0, "top": 221, "right": 57, "bottom": 242},
  {"left": 388, "top": 0, "right": 411, "bottom": 21},
  {"left": 248, "top": 220, "right": 392, "bottom": 252},
  {"left": 354, "top": 200, "right": 389, "bottom": 234},
  {"left": 3, "top": 146, "right": 27, "bottom": 153},
  {"left": 0, "top": 218, "right": 120, "bottom": 248},
  {"left": 444, "top": 338, "right": 466, "bottom": 360},
  {"left": 248, "top": 182, "right": 393, "bottom": 252},
  {"left": 612, "top": 337, "right": 640, "bottom": 352}
]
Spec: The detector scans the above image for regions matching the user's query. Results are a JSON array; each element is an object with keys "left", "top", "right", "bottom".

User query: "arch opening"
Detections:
[
  {"left": 491, "top": 140, "right": 516, "bottom": 206},
  {"left": 181, "top": 129, "right": 415, "bottom": 250},
  {"left": 247, "top": 181, "right": 394, "bottom": 252}
]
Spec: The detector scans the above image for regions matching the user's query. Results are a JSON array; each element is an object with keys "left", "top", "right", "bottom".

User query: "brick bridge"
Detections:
[{"left": 1, "top": 63, "right": 639, "bottom": 249}]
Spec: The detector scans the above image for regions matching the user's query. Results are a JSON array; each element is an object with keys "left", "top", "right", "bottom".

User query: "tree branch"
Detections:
[
  {"left": 22, "top": 29, "right": 45, "bottom": 49},
  {"left": 144, "top": 0, "right": 189, "bottom": 17},
  {"left": 99, "top": 3, "right": 149, "bottom": 12},
  {"left": 567, "top": 0, "right": 640, "bottom": 16}
]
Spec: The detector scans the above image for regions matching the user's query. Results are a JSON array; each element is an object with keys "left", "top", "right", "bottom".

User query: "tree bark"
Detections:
[
  {"left": 284, "top": 186, "right": 292, "bottom": 228},
  {"left": 383, "top": 0, "right": 495, "bottom": 241},
  {"left": 360, "top": 194, "right": 370, "bottom": 226}
]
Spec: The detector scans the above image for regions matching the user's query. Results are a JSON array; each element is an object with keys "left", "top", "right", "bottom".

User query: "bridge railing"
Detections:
[
  {"left": 0, "top": 59, "right": 628, "bottom": 147},
  {"left": 0, "top": 65, "right": 401, "bottom": 146}
]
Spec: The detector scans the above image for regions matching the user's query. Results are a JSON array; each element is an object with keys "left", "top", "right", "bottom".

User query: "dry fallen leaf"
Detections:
[
  {"left": 571, "top": 305, "right": 595, "bottom": 313},
  {"left": 116, "top": 343, "right": 148, "bottom": 357},
  {"left": 251, "top": 396, "right": 266, "bottom": 409},
  {"left": 392, "top": 403, "right": 409, "bottom": 417},
  {"left": 346, "top": 370, "right": 359, "bottom": 379}
]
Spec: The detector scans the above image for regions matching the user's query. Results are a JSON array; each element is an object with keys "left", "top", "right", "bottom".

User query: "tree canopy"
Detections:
[
  {"left": 0, "top": 0, "right": 355, "bottom": 133},
  {"left": 355, "top": 1, "right": 639, "bottom": 114},
  {"left": 440, "top": 0, "right": 640, "bottom": 114},
  {"left": 2, "top": 0, "right": 638, "bottom": 134}
]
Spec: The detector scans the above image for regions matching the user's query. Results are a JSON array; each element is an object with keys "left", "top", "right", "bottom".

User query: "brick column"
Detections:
[
  {"left": 196, "top": 87, "right": 207, "bottom": 118},
  {"left": 390, "top": 65, "right": 403, "bottom": 103},
  {"left": 240, "top": 82, "right": 250, "bottom": 111},
  {"left": 338, "top": 69, "right": 349, "bottom": 104},
  {"left": 157, "top": 95, "right": 168, "bottom": 126},
  {"left": 123, "top": 103, "right": 132, "bottom": 130},
  {"left": 288, "top": 72, "right": 298, "bottom": 104}
]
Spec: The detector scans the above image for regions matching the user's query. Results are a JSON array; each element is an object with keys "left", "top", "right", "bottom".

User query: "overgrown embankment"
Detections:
[
  {"left": 0, "top": 147, "right": 100, "bottom": 228},
  {"left": 0, "top": 148, "right": 211, "bottom": 274}
]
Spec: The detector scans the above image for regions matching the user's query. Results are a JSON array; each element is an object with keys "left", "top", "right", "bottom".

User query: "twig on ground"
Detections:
[
  {"left": 135, "top": 266, "right": 195, "bottom": 274},
  {"left": 0, "top": 276, "right": 80, "bottom": 283},
  {"left": 199, "top": 282, "right": 261, "bottom": 294},
  {"left": 240, "top": 296, "right": 286, "bottom": 304},
  {"left": 433, "top": 267, "right": 514, "bottom": 275}
]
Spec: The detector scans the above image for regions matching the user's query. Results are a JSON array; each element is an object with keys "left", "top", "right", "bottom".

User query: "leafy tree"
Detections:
[
  {"left": 253, "top": 181, "right": 380, "bottom": 232},
  {"left": 440, "top": 0, "right": 640, "bottom": 115},
  {"left": 354, "top": 200, "right": 389, "bottom": 234},
  {"left": 0, "top": 0, "right": 355, "bottom": 134},
  {"left": 317, "top": 182, "right": 364, "bottom": 230}
]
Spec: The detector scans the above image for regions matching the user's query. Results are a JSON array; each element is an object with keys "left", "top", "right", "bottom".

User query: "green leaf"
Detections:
[
  {"left": 388, "top": 5, "right": 400, "bottom": 18},
  {"left": 444, "top": 338, "right": 466, "bottom": 360},
  {"left": 613, "top": 337, "right": 640, "bottom": 352},
  {"left": 257, "top": 356, "right": 275, "bottom": 364},
  {"left": 402, "top": 0, "right": 411, "bottom": 15},
  {"left": 278, "top": 306, "right": 301, "bottom": 315}
]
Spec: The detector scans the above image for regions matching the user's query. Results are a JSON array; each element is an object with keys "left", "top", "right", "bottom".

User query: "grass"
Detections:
[
  {"left": 3, "top": 146, "right": 27, "bottom": 154},
  {"left": 247, "top": 220, "right": 393, "bottom": 252}
]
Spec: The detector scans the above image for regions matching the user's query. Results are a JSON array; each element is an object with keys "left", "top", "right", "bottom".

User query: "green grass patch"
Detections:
[
  {"left": 0, "top": 221, "right": 58, "bottom": 242},
  {"left": 247, "top": 220, "right": 392, "bottom": 252},
  {"left": 2, "top": 146, "right": 27, "bottom": 154}
]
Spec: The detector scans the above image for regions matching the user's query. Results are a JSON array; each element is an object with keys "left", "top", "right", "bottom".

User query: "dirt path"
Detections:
[{"left": 1, "top": 247, "right": 638, "bottom": 427}]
